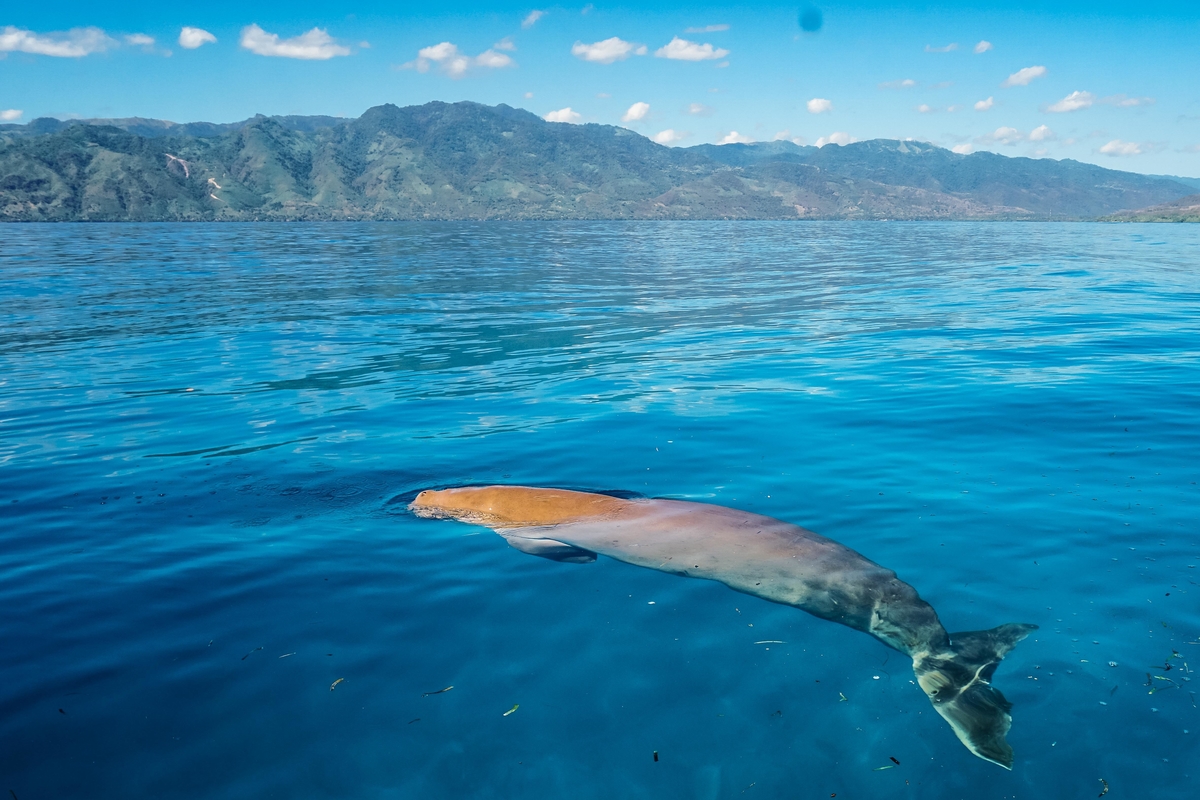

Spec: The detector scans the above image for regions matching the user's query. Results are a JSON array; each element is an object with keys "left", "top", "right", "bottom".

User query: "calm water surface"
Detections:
[{"left": 1, "top": 222, "right": 1198, "bottom": 799}]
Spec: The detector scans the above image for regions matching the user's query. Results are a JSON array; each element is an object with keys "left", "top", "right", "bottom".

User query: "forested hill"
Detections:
[{"left": 1, "top": 101, "right": 1194, "bottom": 221}]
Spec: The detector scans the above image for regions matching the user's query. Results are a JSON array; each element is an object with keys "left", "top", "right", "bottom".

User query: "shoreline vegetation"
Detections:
[{"left": 2, "top": 101, "right": 1196, "bottom": 223}]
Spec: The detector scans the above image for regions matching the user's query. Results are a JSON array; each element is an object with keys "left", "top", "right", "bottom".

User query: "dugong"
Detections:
[{"left": 409, "top": 485, "right": 1036, "bottom": 769}]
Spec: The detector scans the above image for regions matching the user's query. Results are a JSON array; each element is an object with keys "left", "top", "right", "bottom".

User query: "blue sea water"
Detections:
[{"left": 1, "top": 222, "right": 1198, "bottom": 800}]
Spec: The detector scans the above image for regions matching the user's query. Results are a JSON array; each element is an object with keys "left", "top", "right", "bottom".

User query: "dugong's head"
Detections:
[{"left": 409, "top": 485, "right": 630, "bottom": 529}]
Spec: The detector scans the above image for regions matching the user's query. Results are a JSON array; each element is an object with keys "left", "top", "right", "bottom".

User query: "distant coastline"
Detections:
[{"left": 2, "top": 101, "right": 1197, "bottom": 223}]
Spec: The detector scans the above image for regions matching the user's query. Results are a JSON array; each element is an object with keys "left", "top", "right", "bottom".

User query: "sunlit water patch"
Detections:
[{"left": 1, "top": 222, "right": 1198, "bottom": 799}]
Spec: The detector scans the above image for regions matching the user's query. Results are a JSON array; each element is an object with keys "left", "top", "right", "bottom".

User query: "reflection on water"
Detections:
[{"left": 1, "top": 222, "right": 1198, "bottom": 798}]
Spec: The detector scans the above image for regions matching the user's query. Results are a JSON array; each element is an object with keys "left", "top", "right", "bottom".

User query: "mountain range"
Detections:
[{"left": 2, "top": 101, "right": 1196, "bottom": 222}]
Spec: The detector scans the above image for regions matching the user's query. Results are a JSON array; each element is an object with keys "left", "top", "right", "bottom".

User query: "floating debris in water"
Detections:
[
  {"left": 241, "top": 647, "right": 263, "bottom": 661},
  {"left": 58, "top": 708, "right": 65, "bottom": 715},
  {"left": 279, "top": 653, "right": 295, "bottom": 659},
  {"left": 502, "top": 704, "right": 519, "bottom": 717},
  {"left": 653, "top": 751, "right": 659, "bottom": 762},
  {"left": 1098, "top": 777, "right": 1109, "bottom": 796},
  {"left": 330, "top": 678, "right": 345, "bottom": 691},
  {"left": 838, "top": 693, "right": 848, "bottom": 702},
  {"left": 872, "top": 765, "right": 895, "bottom": 771},
  {"left": 890, "top": 756, "right": 900, "bottom": 765},
  {"left": 754, "top": 640, "right": 785, "bottom": 645},
  {"left": 422, "top": 686, "right": 454, "bottom": 698},
  {"left": 408, "top": 718, "right": 420, "bottom": 724}
]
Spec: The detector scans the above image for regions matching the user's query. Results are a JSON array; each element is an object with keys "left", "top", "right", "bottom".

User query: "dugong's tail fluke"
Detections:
[{"left": 915, "top": 622, "right": 1038, "bottom": 769}]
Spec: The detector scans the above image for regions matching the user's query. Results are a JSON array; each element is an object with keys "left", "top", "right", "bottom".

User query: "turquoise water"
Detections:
[{"left": 1, "top": 222, "right": 1198, "bottom": 799}]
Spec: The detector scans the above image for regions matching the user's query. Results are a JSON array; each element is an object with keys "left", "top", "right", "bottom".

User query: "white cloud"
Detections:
[
  {"left": 807, "top": 98, "right": 833, "bottom": 114},
  {"left": 653, "top": 129, "right": 689, "bottom": 144},
  {"left": 125, "top": 34, "right": 155, "bottom": 47},
  {"left": 917, "top": 104, "right": 934, "bottom": 113},
  {"left": 1002, "top": 65, "right": 1047, "bottom": 87},
  {"left": 179, "top": 27, "right": 217, "bottom": 49},
  {"left": 405, "top": 42, "right": 514, "bottom": 77},
  {"left": 925, "top": 43, "right": 958, "bottom": 53},
  {"left": 718, "top": 131, "right": 754, "bottom": 144},
  {"left": 622, "top": 101, "right": 650, "bottom": 122},
  {"left": 952, "top": 143, "right": 975, "bottom": 154},
  {"left": 815, "top": 132, "right": 855, "bottom": 147},
  {"left": 987, "top": 126, "right": 1023, "bottom": 145},
  {"left": 1, "top": 109, "right": 22, "bottom": 121},
  {"left": 493, "top": 37, "right": 516, "bottom": 52},
  {"left": 684, "top": 24, "right": 729, "bottom": 33},
  {"left": 240, "top": 24, "right": 351, "bottom": 60},
  {"left": 1029, "top": 124, "right": 1055, "bottom": 141},
  {"left": 655, "top": 37, "right": 729, "bottom": 61},
  {"left": 1047, "top": 90, "right": 1094, "bottom": 113},
  {"left": 544, "top": 107, "right": 581, "bottom": 123},
  {"left": 1102, "top": 94, "right": 1154, "bottom": 108},
  {"left": 0, "top": 26, "right": 115, "bottom": 57},
  {"left": 974, "top": 40, "right": 993, "bottom": 54},
  {"left": 524, "top": 92, "right": 534, "bottom": 99},
  {"left": 596, "top": 92, "right": 611, "bottom": 98},
  {"left": 522, "top": 10, "right": 545, "bottom": 29},
  {"left": 947, "top": 104, "right": 963, "bottom": 112},
  {"left": 572, "top": 37, "right": 646, "bottom": 64},
  {"left": 974, "top": 96, "right": 994, "bottom": 111},
  {"left": 773, "top": 130, "right": 806, "bottom": 145},
  {"left": 687, "top": 103, "right": 713, "bottom": 116},
  {"left": 879, "top": 78, "right": 917, "bottom": 89},
  {"left": 1099, "top": 139, "right": 1141, "bottom": 157}
]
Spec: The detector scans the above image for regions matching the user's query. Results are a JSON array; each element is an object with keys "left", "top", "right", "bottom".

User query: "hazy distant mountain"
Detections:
[
  {"left": 1, "top": 101, "right": 1195, "bottom": 221},
  {"left": 1102, "top": 193, "right": 1200, "bottom": 222}
]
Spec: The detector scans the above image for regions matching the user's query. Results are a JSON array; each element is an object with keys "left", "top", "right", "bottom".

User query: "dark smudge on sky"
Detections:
[{"left": 800, "top": 7, "right": 824, "bottom": 33}]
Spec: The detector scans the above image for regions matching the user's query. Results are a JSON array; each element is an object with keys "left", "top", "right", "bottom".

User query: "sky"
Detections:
[{"left": 2, "top": 2, "right": 1198, "bottom": 175}]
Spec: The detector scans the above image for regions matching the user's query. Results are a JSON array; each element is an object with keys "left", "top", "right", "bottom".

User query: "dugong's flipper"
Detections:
[
  {"left": 501, "top": 533, "right": 597, "bottom": 564},
  {"left": 914, "top": 623, "right": 1038, "bottom": 769}
]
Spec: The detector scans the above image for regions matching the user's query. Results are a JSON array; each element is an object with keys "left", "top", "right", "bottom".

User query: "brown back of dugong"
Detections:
[{"left": 410, "top": 485, "right": 633, "bottom": 528}]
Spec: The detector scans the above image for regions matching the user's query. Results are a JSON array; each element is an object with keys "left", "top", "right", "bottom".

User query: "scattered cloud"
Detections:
[
  {"left": 947, "top": 105, "right": 963, "bottom": 112},
  {"left": 622, "top": 102, "right": 650, "bottom": 122},
  {"left": 773, "top": 130, "right": 806, "bottom": 145},
  {"left": 879, "top": 79, "right": 917, "bottom": 90},
  {"left": 179, "top": 27, "right": 216, "bottom": 50},
  {"left": 925, "top": 43, "right": 958, "bottom": 53},
  {"left": 1099, "top": 139, "right": 1141, "bottom": 156},
  {"left": 0, "top": 109, "right": 22, "bottom": 121},
  {"left": 544, "top": 107, "right": 581, "bottom": 123},
  {"left": 524, "top": 92, "right": 534, "bottom": 99},
  {"left": 985, "top": 126, "right": 1024, "bottom": 145},
  {"left": 572, "top": 37, "right": 646, "bottom": 64},
  {"left": 974, "top": 40, "right": 993, "bottom": 54},
  {"left": 125, "top": 34, "right": 155, "bottom": 48},
  {"left": 975, "top": 96, "right": 994, "bottom": 111},
  {"left": 240, "top": 24, "right": 351, "bottom": 60},
  {"left": 952, "top": 143, "right": 974, "bottom": 154},
  {"left": 1046, "top": 90, "right": 1094, "bottom": 113},
  {"left": 687, "top": 103, "right": 714, "bottom": 116},
  {"left": 653, "top": 129, "right": 690, "bottom": 144},
  {"left": 718, "top": 131, "right": 754, "bottom": 144},
  {"left": 405, "top": 42, "right": 514, "bottom": 77},
  {"left": 1002, "top": 65, "right": 1047, "bottom": 87},
  {"left": 807, "top": 98, "right": 833, "bottom": 114},
  {"left": 493, "top": 37, "right": 516, "bottom": 52},
  {"left": 685, "top": 24, "right": 730, "bottom": 33},
  {"left": 917, "top": 104, "right": 934, "bottom": 113},
  {"left": 1102, "top": 94, "right": 1155, "bottom": 108},
  {"left": 655, "top": 37, "right": 729, "bottom": 61},
  {"left": 1029, "top": 124, "right": 1055, "bottom": 141},
  {"left": 815, "top": 132, "right": 855, "bottom": 147},
  {"left": 0, "top": 25, "right": 116, "bottom": 57},
  {"left": 596, "top": 92, "right": 611, "bottom": 98},
  {"left": 522, "top": 11, "right": 545, "bottom": 29}
]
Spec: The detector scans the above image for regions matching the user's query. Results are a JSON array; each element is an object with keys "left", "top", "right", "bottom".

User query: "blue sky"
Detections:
[{"left": 3, "top": 2, "right": 1198, "bottom": 175}]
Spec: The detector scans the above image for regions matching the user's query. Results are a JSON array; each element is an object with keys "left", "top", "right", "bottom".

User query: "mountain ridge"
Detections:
[{"left": 2, "top": 101, "right": 1195, "bottom": 222}]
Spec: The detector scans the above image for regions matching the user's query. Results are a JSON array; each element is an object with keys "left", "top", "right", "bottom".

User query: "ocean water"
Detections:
[{"left": 1, "top": 221, "right": 1197, "bottom": 800}]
